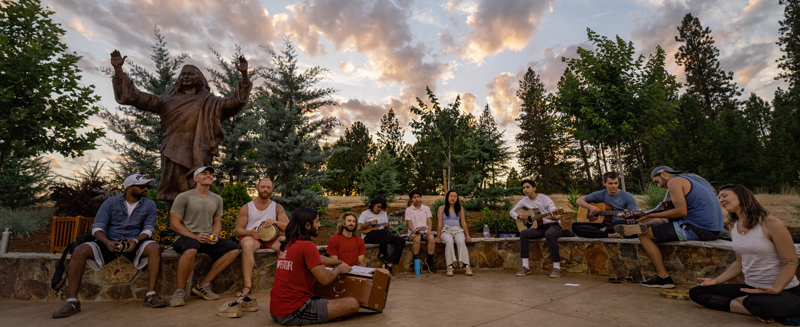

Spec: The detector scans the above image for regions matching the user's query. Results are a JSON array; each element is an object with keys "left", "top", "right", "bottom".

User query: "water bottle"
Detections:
[
  {"left": 0, "top": 226, "right": 11, "bottom": 254},
  {"left": 483, "top": 224, "right": 490, "bottom": 238},
  {"left": 414, "top": 258, "right": 421, "bottom": 275},
  {"left": 493, "top": 220, "right": 499, "bottom": 238}
]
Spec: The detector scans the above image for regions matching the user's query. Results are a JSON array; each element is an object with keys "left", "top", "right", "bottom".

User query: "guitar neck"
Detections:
[{"left": 596, "top": 211, "right": 625, "bottom": 216}]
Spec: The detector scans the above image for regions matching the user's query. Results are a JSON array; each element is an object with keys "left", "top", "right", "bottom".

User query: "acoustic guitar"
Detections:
[
  {"left": 361, "top": 221, "right": 399, "bottom": 234},
  {"left": 576, "top": 203, "right": 626, "bottom": 224},
  {"left": 515, "top": 207, "right": 564, "bottom": 232},
  {"left": 621, "top": 198, "right": 675, "bottom": 224}
]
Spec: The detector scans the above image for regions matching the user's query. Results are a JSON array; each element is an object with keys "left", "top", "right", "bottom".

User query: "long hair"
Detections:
[
  {"left": 369, "top": 196, "right": 387, "bottom": 212},
  {"left": 281, "top": 206, "right": 318, "bottom": 251},
  {"left": 442, "top": 189, "right": 461, "bottom": 218},
  {"left": 337, "top": 211, "right": 357, "bottom": 234},
  {"left": 169, "top": 65, "right": 211, "bottom": 95},
  {"left": 719, "top": 184, "right": 768, "bottom": 230}
]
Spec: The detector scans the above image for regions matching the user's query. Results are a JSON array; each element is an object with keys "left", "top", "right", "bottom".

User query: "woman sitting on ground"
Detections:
[
  {"left": 436, "top": 189, "right": 473, "bottom": 276},
  {"left": 689, "top": 184, "right": 800, "bottom": 323}
]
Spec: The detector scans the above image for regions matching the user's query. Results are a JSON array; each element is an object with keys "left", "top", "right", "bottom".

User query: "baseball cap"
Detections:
[
  {"left": 650, "top": 166, "right": 683, "bottom": 178},
  {"left": 123, "top": 174, "right": 154, "bottom": 189},
  {"left": 192, "top": 166, "right": 215, "bottom": 178}
]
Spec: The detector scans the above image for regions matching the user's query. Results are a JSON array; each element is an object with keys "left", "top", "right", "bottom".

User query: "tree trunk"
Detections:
[
  {"left": 579, "top": 139, "right": 593, "bottom": 190},
  {"left": 614, "top": 144, "right": 626, "bottom": 191}
]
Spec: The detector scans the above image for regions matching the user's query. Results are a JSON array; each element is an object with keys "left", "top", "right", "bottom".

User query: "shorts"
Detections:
[
  {"left": 271, "top": 297, "right": 329, "bottom": 326},
  {"left": 651, "top": 221, "right": 719, "bottom": 242},
  {"left": 238, "top": 235, "right": 277, "bottom": 249},
  {"left": 172, "top": 236, "right": 240, "bottom": 262},
  {"left": 83, "top": 238, "right": 154, "bottom": 271}
]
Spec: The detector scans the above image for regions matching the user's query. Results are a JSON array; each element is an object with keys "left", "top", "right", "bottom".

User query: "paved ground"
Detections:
[{"left": 1, "top": 269, "right": 771, "bottom": 327}]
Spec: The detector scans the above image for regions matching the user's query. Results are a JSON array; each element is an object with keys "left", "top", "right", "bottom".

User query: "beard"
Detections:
[
  {"left": 344, "top": 225, "right": 356, "bottom": 233},
  {"left": 309, "top": 226, "right": 319, "bottom": 237},
  {"left": 131, "top": 190, "right": 145, "bottom": 200},
  {"left": 258, "top": 191, "right": 272, "bottom": 199}
]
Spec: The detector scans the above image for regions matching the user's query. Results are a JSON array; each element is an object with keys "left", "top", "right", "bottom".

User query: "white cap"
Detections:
[
  {"left": 192, "top": 166, "right": 215, "bottom": 178},
  {"left": 123, "top": 174, "right": 154, "bottom": 189}
]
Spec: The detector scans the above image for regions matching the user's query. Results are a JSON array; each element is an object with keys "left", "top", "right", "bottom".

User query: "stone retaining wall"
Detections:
[{"left": 2, "top": 237, "right": 798, "bottom": 301}]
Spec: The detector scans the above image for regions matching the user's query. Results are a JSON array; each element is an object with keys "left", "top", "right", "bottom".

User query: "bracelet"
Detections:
[
  {"left": 132, "top": 239, "right": 139, "bottom": 244},
  {"left": 780, "top": 259, "right": 798, "bottom": 265}
]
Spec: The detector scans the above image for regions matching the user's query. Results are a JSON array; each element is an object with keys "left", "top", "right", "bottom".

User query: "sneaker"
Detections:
[
  {"left": 143, "top": 293, "right": 167, "bottom": 308},
  {"left": 515, "top": 266, "right": 531, "bottom": 277},
  {"left": 217, "top": 301, "right": 243, "bottom": 318},
  {"left": 549, "top": 268, "right": 562, "bottom": 278},
  {"left": 446, "top": 265, "right": 454, "bottom": 276},
  {"left": 465, "top": 265, "right": 473, "bottom": 276},
  {"left": 386, "top": 264, "right": 393, "bottom": 275},
  {"left": 52, "top": 301, "right": 81, "bottom": 318},
  {"left": 237, "top": 296, "right": 258, "bottom": 312},
  {"left": 169, "top": 289, "right": 186, "bottom": 307},
  {"left": 641, "top": 275, "right": 675, "bottom": 289},
  {"left": 614, "top": 224, "right": 648, "bottom": 237},
  {"left": 192, "top": 283, "right": 220, "bottom": 300},
  {"left": 378, "top": 253, "right": 389, "bottom": 264},
  {"left": 425, "top": 256, "right": 436, "bottom": 273}
]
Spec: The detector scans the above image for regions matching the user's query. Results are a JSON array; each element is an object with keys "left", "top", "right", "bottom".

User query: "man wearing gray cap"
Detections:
[
  {"left": 168, "top": 166, "right": 240, "bottom": 307},
  {"left": 53, "top": 174, "right": 167, "bottom": 318},
  {"left": 615, "top": 166, "right": 723, "bottom": 288}
]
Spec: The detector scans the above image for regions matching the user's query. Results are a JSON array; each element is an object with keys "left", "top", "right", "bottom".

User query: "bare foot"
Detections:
[{"left": 608, "top": 233, "right": 623, "bottom": 238}]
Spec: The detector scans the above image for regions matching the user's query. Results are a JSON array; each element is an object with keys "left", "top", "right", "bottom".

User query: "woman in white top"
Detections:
[
  {"left": 689, "top": 184, "right": 800, "bottom": 323},
  {"left": 436, "top": 190, "right": 473, "bottom": 276}
]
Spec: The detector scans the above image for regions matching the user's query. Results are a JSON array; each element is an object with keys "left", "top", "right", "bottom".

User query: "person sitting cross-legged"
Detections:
[
  {"left": 327, "top": 212, "right": 367, "bottom": 267},
  {"left": 53, "top": 174, "right": 167, "bottom": 318}
]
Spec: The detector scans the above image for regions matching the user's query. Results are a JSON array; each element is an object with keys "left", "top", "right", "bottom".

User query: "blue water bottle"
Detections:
[{"left": 414, "top": 258, "right": 421, "bottom": 275}]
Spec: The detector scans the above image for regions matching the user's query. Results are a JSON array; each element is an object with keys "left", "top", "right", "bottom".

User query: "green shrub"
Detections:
[
  {"left": 0, "top": 207, "right": 54, "bottom": 237},
  {"left": 0, "top": 155, "right": 51, "bottom": 209},
  {"left": 644, "top": 183, "right": 668, "bottom": 209},
  {"left": 472, "top": 207, "right": 517, "bottom": 235},
  {"left": 430, "top": 198, "right": 445, "bottom": 227},
  {"left": 387, "top": 214, "right": 407, "bottom": 236},
  {"left": 220, "top": 182, "right": 252, "bottom": 210},
  {"left": 360, "top": 150, "right": 399, "bottom": 204},
  {"left": 341, "top": 206, "right": 351, "bottom": 211},
  {"left": 566, "top": 187, "right": 581, "bottom": 212},
  {"left": 49, "top": 178, "right": 111, "bottom": 217}
]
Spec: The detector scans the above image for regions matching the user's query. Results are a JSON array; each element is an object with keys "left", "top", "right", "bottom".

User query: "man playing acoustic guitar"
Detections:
[
  {"left": 573, "top": 172, "right": 639, "bottom": 238},
  {"left": 614, "top": 166, "right": 724, "bottom": 288},
  {"left": 358, "top": 196, "right": 404, "bottom": 274},
  {"left": 511, "top": 180, "right": 564, "bottom": 278}
]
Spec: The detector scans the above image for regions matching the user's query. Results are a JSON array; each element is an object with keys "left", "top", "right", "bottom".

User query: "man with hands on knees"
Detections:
[
  {"left": 52, "top": 174, "right": 167, "bottom": 318},
  {"left": 169, "top": 166, "right": 240, "bottom": 307}
]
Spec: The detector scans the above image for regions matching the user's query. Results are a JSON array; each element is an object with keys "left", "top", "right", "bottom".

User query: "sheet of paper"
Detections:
[{"left": 564, "top": 283, "right": 580, "bottom": 286}]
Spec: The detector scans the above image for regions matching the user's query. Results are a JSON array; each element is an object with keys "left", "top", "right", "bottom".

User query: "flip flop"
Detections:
[
  {"left": 236, "top": 286, "right": 252, "bottom": 297},
  {"left": 608, "top": 277, "right": 622, "bottom": 283},
  {"left": 660, "top": 289, "right": 690, "bottom": 300}
]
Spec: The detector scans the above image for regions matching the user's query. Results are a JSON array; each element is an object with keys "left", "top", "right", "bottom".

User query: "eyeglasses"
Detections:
[{"left": 133, "top": 184, "right": 149, "bottom": 189}]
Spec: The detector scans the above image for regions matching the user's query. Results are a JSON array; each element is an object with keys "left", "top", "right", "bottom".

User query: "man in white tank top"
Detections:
[{"left": 235, "top": 178, "right": 289, "bottom": 299}]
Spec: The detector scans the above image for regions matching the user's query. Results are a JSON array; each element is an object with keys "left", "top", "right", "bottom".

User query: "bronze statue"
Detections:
[{"left": 110, "top": 50, "right": 252, "bottom": 201}]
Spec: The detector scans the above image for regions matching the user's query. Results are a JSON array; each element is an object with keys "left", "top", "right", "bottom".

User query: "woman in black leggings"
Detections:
[{"left": 689, "top": 184, "right": 800, "bottom": 323}]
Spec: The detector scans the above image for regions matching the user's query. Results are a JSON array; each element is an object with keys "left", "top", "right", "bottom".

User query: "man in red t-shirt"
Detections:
[
  {"left": 327, "top": 212, "right": 367, "bottom": 266},
  {"left": 270, "top": 207, "right": 360, "bottom": 325}
]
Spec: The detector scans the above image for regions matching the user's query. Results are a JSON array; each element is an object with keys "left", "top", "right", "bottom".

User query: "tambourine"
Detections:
[{"left": 257, "top": 224, "right": 280, "bottom": 242}]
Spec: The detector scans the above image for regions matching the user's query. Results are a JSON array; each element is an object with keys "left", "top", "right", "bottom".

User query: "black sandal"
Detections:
[{"left": 236, "top": 286, "right": 252, "bottom": 297}]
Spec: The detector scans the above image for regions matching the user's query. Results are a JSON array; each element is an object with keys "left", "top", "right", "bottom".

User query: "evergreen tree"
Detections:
[
  {"left": 323, "top": 121, "right": 373, "bottom": 195},
  {"left": 505, "top": 167, "right": 521, "bottom": 189},
  {"left": 377, "top": 108, "right": 413, "bottom": 194},
  {"left": 777, "top": 0, "right": 800, "bottom": 88},
  {"left": 206, "top": 46, "right": 263, "bottom": 186},
  {"left": 0, "top": 0, "right": 104, "bottom": 172},
  {"left": 98, "top": 27, "right": 187, "bottom": 188},
  {"left": 0, "top": 155, "right": 51, "bottom": 209},
  {"left": 360, "top": 149, "right": 399, "bottom": 204},
  {"left": 251, "top": 39, "right": 337, "bottom": 212},
  {"left": 516, "top": 67, "right": 570, "bottom": 192}
]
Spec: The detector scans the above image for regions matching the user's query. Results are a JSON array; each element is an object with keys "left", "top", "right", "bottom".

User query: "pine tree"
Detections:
[
  {"left": 323, "top": 121, "right": 373, "bottom": 195},
  {"left": 516, "top": 67, "right": 570, "bottom": 192},
  {"left": 251, "top": 39, "right": 337, "bottom": 212},
  {"left": 98, "top": 27, "right": 187, "bottom": 187},
  {"left": 377, "top": 108, "right": 413, "bottom": 194},
  {"left": 206, "top": 46, "right": 263, "bottom": 186},
  {"left": 360, "top": 149, "right": 400, "bottom": 204},
  {"left": 777, "top": 0, "right": 800, "bottom": 88}
]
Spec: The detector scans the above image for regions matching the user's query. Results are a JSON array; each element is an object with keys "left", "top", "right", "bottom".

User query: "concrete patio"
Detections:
[{"left": 0, "top": 269, "right": 770, "bottom": 327}]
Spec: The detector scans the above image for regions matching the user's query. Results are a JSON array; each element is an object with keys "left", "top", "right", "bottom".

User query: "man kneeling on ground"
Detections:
[
  {"left": 53, "top": 174, "right": 167, "bottom": 318},
  {"left": 270, "top": 206, "right": 360, "bottom": 325}
]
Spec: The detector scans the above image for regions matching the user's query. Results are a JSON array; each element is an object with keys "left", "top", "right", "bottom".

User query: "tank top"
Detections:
[
  {"left": 732, "top": 223, "right": 799, "bottom": 289},
  {"left": 244, "top": 201, "right": 277, "bottom": 230},
  {"left": 677, "top": 174, "right": 723, "bottom": 232},
  {"left": 442, "top": 210, "right": 460, "bottom": 227}
]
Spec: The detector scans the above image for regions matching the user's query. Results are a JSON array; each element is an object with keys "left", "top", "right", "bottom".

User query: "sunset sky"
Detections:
[{"left": 41, "top": 0, "right": 787, "bottom": 178}]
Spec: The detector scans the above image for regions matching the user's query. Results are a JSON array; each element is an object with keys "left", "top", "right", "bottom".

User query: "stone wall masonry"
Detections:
[{"left": 2, "top": 237, "right": 798, "bottom": 301}]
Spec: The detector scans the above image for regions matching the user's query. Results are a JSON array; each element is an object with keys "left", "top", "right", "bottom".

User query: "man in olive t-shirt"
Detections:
[{"left": 168, "top": 166, "right": 240, "bottom": 307}]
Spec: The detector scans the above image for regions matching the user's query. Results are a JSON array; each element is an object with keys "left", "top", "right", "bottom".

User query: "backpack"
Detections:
[{"left": 50, "top": 234, "right": 96, "bottom": 291}]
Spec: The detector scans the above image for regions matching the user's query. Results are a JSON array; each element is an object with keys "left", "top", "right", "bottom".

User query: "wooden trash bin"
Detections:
[{"left": 50, "top": 216, "right": 94, "bottom": 253}]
